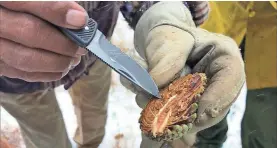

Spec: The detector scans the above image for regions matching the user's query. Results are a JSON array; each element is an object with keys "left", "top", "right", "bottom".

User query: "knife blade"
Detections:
[{"left": 58, "top": 18, "right": 160, "bottom": 98}]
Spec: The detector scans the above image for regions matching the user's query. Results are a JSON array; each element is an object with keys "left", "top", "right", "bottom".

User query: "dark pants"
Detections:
[
  {"left": 241, "top": 87, "right": 277, "bottom": 148},
  {"left": 194, "top": 114, "right": 228, "bottom": 148},
  {"left": 195, "top": 87, "right": 277, "bottom": 148}
]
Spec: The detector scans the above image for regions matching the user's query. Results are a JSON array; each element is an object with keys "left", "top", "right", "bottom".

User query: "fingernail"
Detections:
[
  {"left": 66, "top": 10, "right": 88, "bottom": 27},
  {"left": 72, "top": 57, "right": 81, "bottom": 67},
  {"left": 70, "top": 65, "right": 76, "bottom": 70},
  {"left": 76, "top": 47, "right": 88, "bottom": 55},
  {"left": 62, "top": 69, "right": 70, "bottom": 77}
]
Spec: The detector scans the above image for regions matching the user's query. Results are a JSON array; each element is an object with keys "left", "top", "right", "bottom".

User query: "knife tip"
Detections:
[{"left": 154, "top": 94, "right": 161, "bottom": 99}]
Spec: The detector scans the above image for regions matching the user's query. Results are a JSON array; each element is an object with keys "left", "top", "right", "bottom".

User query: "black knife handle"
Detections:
[{"left": 58, "top": 18, "right": 98, "bottom": 48}]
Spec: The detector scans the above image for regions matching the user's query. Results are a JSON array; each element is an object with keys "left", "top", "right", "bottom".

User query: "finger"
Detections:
[
  {"left": 135, "top": 93, "right": 152, "bottom": 109},
  {"left": 188, "top": 108, "right": 229, "bottom": 134},
  {"left": 0, "top": 1, "right": 88, "bottom": 29},
  {"left": 69, "top": 56, "right": 82, "bottom": 70},
  {"left": 72, "top": 56, "right": 81, "bottom": 67},
  {"left": 0, "top": 60, "right": 63, "bottom": 82},
  {"left": 194, "top": 55, "right": 245, "bottom": 121},
  {"left": 76, "top": 47, "right": 88, "bottom": 56},
  {"left": 0, "top": 38, "right": 75, "bottom": 73},
  {"left": 0, "top": 7, "right": 87, "bottom": 57}
]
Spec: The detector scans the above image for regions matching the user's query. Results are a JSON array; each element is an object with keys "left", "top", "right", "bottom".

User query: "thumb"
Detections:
[
  {"left": 143, "top": 26, "right": 195, "bottom": 88},
  {"left": 0, "top": 1, "right": 88, "bottom": 29},
  {"left": 135, "top": 93, "right": 151, "bottom": 109},
  {"left": 135, "top": 65, "right": 192, "bottom": 109}
]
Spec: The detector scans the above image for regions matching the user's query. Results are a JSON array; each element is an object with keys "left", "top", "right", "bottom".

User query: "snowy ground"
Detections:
[{"left": 0, "top": 13, "right": 247, "bottom": 148}]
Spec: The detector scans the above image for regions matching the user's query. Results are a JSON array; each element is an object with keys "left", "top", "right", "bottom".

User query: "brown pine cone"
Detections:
[{"left": 139, "top": 73, "right": 207, "bottom": 142}]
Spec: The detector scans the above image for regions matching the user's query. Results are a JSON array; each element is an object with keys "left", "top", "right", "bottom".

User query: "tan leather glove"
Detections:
[{"left": 120, "top": 1, "right": 245, "bottom": 139}]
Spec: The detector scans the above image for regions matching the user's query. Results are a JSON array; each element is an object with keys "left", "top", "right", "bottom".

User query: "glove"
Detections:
[{"left": 120, "top": 1, "right": 245, "bottom": 140}]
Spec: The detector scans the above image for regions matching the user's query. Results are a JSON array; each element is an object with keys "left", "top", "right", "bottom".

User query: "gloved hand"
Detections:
[{"left": 120, "top": 1, "right": 245, "bottom": 139}]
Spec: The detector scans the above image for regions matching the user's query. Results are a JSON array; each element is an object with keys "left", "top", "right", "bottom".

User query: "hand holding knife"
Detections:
[{"left": 58, "top": 18, "right": 160, "bottom": 98}]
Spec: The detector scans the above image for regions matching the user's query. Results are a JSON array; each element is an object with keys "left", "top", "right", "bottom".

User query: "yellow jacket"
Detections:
[{"left": 200, "top": 1, "right": 277, "bottom": 90}]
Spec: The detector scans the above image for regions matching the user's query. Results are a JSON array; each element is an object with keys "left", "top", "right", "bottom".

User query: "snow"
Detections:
[
  {"left": 222, "top": 83, "right": 247, "bottom": 148},
  {"left": 0, "top": 13, "right": 247, "bottom": 148}
]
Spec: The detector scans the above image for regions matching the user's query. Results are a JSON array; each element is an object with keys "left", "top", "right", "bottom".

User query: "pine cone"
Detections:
[{"left": 139, "top": 73, "right": 207, "bottom": 141}]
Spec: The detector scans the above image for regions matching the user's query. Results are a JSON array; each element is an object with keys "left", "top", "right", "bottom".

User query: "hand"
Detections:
[
  {"left": 0, "top": 2, "right": 88, "bottom": 82},
  {"left": 121, "top": 1, "right": 245, "bottom": 138}
]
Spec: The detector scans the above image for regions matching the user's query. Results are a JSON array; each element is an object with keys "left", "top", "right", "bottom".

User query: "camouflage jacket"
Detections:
[{"left": 0, "top": 1, "right": 209, "bottom": 94}]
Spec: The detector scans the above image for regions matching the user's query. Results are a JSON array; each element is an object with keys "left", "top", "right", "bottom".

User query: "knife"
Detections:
[{"left": 57, "top": 18, "right": 160, "bottom": 98}]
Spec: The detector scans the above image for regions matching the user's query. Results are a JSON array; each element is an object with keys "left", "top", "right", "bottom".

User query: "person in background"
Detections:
[
  {"left": 0, "top": 1, "right": 245, "bottom": 148},
  {"left": 195, "top": 1, "right": 277, "bottom": 148}
]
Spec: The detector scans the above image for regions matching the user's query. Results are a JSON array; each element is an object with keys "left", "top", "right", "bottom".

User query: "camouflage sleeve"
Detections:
[
  {"left": 120, "top": 1, "right": 210, "bottom": 29},
  {"left": 119, "top": 1, "right": 156, "bottom": 29}
]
